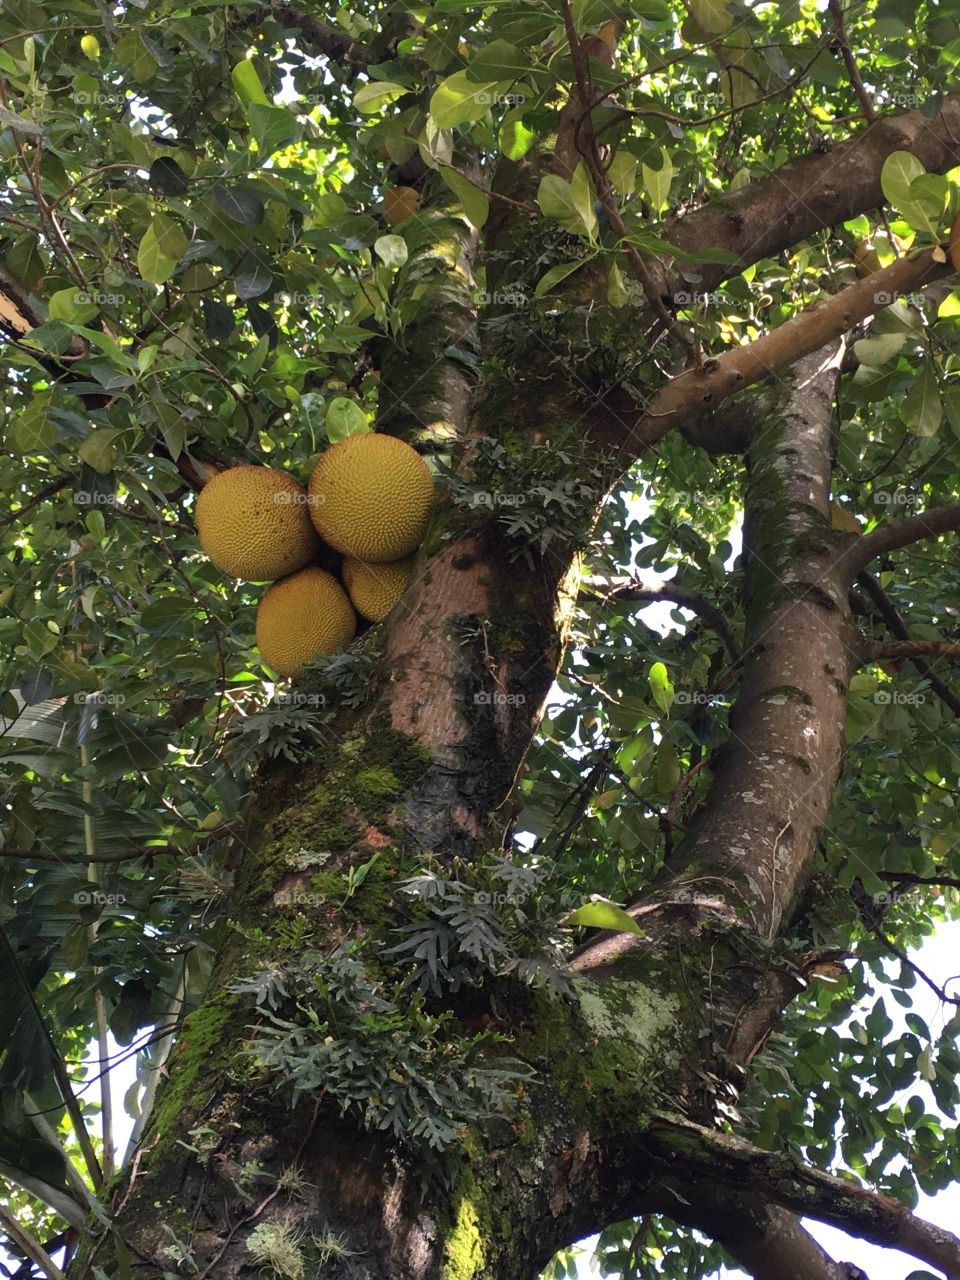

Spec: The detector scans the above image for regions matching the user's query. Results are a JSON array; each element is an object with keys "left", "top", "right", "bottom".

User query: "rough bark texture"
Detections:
[{"left": 72, "top": 99, "right": 960, "bottom": 1280}]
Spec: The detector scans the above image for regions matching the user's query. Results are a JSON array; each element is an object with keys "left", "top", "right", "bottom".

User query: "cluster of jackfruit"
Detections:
[{"left": 194, "top": 433, "right": 434, "bottom": 676}]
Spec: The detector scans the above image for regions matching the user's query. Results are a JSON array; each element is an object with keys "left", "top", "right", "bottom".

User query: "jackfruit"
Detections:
[
  {"left": 255, "top": 567, "right": 356, "bottom": 676},
  {"left": 195, "top": 466, "right": 320, "bottom": 582},
  {"left": 342, "top": 554, "right": 415, "bottom": 622},
  {"left": 307, "top": 433, "right": 434, "bottom": 563}
]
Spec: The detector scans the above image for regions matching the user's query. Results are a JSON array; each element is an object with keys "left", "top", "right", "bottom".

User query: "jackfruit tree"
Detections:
[{"left": 4, "top": 3, "right": 960, "bottom": 1279}]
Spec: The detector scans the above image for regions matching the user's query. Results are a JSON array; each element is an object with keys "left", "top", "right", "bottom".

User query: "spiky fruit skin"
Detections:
[
  {"left": 195, "top": 466, "right": 320, "bottom": 582},
  {"left": 342, "top": 555, "right": 415, "bottom": 622},
  {"left": 307, "top": 434, "right": 434, "bottom": 563},
  {"left": 255, "top": 567, "right": 356, "bottom": 676}
]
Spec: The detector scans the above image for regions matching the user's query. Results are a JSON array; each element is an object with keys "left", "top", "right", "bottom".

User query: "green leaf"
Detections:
[
  {"left": 137, "top": 214, "right": 186, "bottom": 285},
  {"left": 13, "top": 394, "right": 55, "bottom": 452},
  {"left": 464, "top": 40, "right": 530, "bottom": 82},
  {"left": 325, "top": 397, "right": 370, "bottom": 441},
  {"left": 880, "top": 150, "right": 926, "bottom": 224},
  {"left": 212, "top": 182, "right": 264, "bottom": 227},
  {"left": 248, "top": 103, "right": 298, "bottom": 157},
  {"left": 430, "top": 71, "right": 504, "bottom": 128},
  {"left": 903, "top": 365, "right": 942, "bottom": 436},
  {"left": 114, "top": 30, "right": 158, "bottom": 82},
  {"left": 537, "top": 174, "right": 596, "bottom": 238},
  {"left": 608, "top": 150, "right": 637, "bottom": 198},
  {"left": 354, "top": 80, "right": 410, "bottom": 114},
  {"left": 78, "top": 428, "right": 120, "bottom": 475},
  {"left": 374, "top": 234, "right": 409, "bottom": 268},
  {"left": 499, "top": 112, "right": 536, "bottom": 161},
  {"left": 235, "top": 254, "right": 274, "bottom": 300},
  {"left": 48, "top": 287, "right": 99, "bottom": 324},
  {"left": 0, "top": 104, "right": 41, "bottom": 136},
  {"left": 642, "top": 146, "right": 674, "bottom": 212},
  {"left": 656, "top": 740, "right": 681, "bottom": 792},
  {"left": 853, "top": 332, "right": 907, "bottom": 367},
  {"left": 607, "top": 261, "right": 629, "bottom": 308},
  {"left": 648, "top": 661, "right": 674, "bottom": 714},
  {"left": 232, "top": 57, "right": 271, "bottom": 108},
  {"left": 533, "top": 258, "right": 588, "bottom": 299},
  {"left": 438, "top": 167, "right": 489, "bottom": 229},
  {"left": 571, "top": 161, "right": 598, "bottom": 242},
  {"left": 148, "top": 156, "right": 188, "bottom": 196},
  {"left": 567, "top": 902, "right": 644, "bottom": 934}
]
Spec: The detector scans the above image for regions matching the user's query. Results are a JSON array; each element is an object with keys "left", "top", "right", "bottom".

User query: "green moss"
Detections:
[
  {"left": 442, "top": 1179, "right": 486, "bottom": 1280},
  {"left": 146, "top": 989, "right": 240, "bottom": 1145}
]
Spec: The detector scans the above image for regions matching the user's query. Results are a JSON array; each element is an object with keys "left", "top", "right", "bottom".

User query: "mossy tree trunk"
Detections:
[{"left": 77, "top": 136, "right": 960, "bottom": 1280}]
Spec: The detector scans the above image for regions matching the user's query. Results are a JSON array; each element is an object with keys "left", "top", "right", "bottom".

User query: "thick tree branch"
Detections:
[
  {"left": 587, "top": 576, "right": 741, "bottom": 664},
  {"left": 840, "top": 501, "right": 960, "bottom": 575},
  {"left": 620, "top": 251, "right": 952, "bottom": 458},
  {"left": 659, "top": 94, "right": 960, "bottom": 295},
  {"left": 646, "top": 1116, "right": 960, "bottom": 1276},
  {"left": 857, "top": 571, "right": 960, "bottom": 717},
  {"left": 874, "top": 640, "right": 960, "bottom": 664}
]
